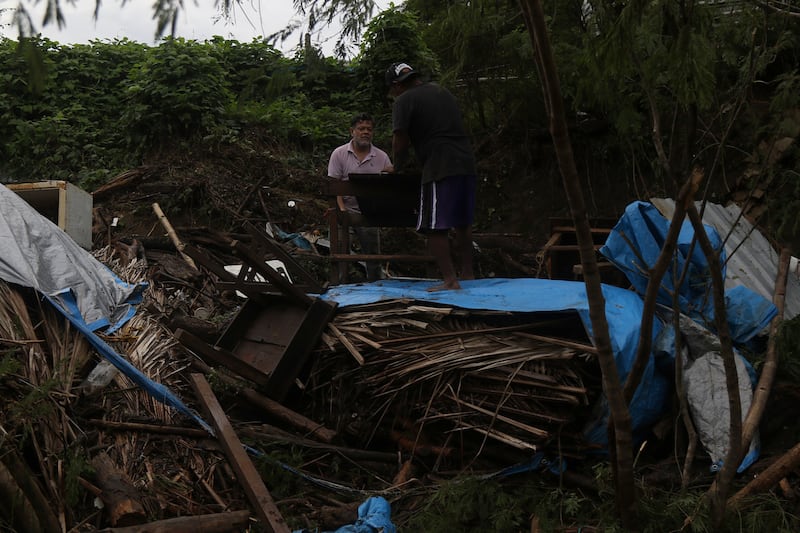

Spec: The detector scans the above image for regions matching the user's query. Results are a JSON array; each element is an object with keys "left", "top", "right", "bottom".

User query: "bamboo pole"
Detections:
[{"left": 152, "top": 202, "right": 197, "bottom": 270}]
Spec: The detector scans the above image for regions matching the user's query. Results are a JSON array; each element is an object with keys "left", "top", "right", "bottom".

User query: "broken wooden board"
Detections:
[{"left": 189, "top": 373, "right": 290, "bottom": 533}]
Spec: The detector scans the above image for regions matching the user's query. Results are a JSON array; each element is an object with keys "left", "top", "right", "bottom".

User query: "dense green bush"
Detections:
[
  {"left": 0, "top": 37, "right": 147, "bottom": 185},
  {"left": 121, "top": 37, "right": 232, "bottom": 150},
  {"left": 0, "top": 36, "right": 367, "bottom": 187}
]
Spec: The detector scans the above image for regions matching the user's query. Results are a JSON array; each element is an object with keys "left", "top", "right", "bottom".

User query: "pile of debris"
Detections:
[
  {"left": 1, "top": 179, "right": 791, "bottom": 532},
  {"left": 0, "top": 182, "right": 612, "bottom": 532},
  {"left": 310, "top": 303, "right": 599, "bottom": 462}
]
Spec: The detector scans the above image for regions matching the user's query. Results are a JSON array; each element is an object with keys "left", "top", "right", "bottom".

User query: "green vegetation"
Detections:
[{"left": 2, "top": 2, "right": 798, "bottom": 233}]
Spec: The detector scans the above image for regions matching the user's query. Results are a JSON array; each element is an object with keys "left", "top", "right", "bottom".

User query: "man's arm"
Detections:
[
  {"left": 392, "top": 130, "right": 411, "bottom": 173},
  {"left": 327, "top": 150, "right": 347, "bottom": 212}
]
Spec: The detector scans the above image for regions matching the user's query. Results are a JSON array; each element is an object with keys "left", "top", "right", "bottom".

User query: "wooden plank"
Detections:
[
  {"left": 244, "top": 222, "right": 326, "bottom": 293},
  {"left": 540, "top": 232, "right": 563, "bottom": 251},
  {"left": 329, "top": 253, "right": 435, "bottom": 262},
  {"left": 550, "top": 225, "right": 613, "bottom": 235},
  {"left": 240, "top": 388, "right": 337, "bottom": 443},
  {"left": 97, "top": 510, "right": 251, "bottom": 533},
  {"left": 571, "top": 262, "right": 617, "bottom": 276},
  {"left": 189, "top": 373, "right": 290, "bottom": 533},
  {"left": 231, "top": 240, "right": 313, "bottom": 306},
  {"left": 175, "top": 329, "right": 270, "bottom": 387},
  {"left": 542, "top": 244, "right": 603, "bottom": 252},
  {"left": 215, "top": 282, "right": 284, "bottom": 296}
]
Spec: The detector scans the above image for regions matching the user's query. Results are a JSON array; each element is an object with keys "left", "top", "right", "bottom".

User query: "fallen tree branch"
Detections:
[
  {"left": 729, "top": 441, "right": 800, "bottom": 509},
  {"left": 91, "top": 452, "right": 147, "bottom": 527}
]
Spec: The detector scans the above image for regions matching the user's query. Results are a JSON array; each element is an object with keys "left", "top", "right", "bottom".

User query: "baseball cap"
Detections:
[{"left": 385, "top": 62, "right": 418, "bottom": 86}]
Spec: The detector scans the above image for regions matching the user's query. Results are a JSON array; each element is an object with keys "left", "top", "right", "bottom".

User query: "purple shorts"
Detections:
[{"left": 416, "top": 174, "right": 476, "bottom": 232}]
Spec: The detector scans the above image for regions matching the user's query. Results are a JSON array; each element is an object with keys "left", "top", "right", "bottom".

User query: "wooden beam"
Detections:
[
  {"left": 550, "top": 225, "right": 613, "bottom": 235},
  {"left": 240, "top": 388, "right": 337, "bottom": 444},
  {"left": 329, "top": 253, "right": 435, "bottom": 262},
  {"left": 189, "top": 373, "right": 290, "bottom": 533},
  {"left": 244, "top": 222, "right": 327, "bottom": 293},
  {"left": 175, "top": 329, "right": 270, "bottom": 387},
  {"left": 231, "top": 240, "right": 313, "bottom": 306},
  {"left": 97, "top": 509, "right": 251, "bottom": 533}
]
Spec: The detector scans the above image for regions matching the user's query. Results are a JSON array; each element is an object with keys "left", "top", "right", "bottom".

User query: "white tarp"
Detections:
[
  {"left": 0, "top": 183, "right": 143, "bottom": 331},
  {"left": 655, "top": 312, "right": 760, "bottom": 472}
]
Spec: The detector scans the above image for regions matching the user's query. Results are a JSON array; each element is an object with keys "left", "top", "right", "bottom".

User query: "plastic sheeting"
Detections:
[
  {"left": 1, "top": 183, "right": 210, "bottom": 432},
  {"left": 601, "top": 201, "right": 775, "bottom": 472},
  {"left": 0, "top": 183, "right": 144, "bottom": 332},
  {"left": 654, "top": 315, "right": 760, "bottom": 472},
  {"left": 320, "top": 277, "right": 671, "bottom": 448},
  {"left": 600, "top": 201, "right": 777, "bottom": 344},
  {"left": 650, "top": 198, "right": 800, "bottom": 320},
  {"left": 293, "top": 497, "right": 396, "bottom": 533}
]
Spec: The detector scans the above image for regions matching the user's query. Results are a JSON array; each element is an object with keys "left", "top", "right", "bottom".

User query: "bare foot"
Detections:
[{"left": 426, "top": 281, "right": 461, "bottom": 292}]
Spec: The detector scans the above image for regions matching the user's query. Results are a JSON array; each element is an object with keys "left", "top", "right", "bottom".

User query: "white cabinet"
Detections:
[{"left": 7, "top": 181, "right": 93, "bottom": 249}]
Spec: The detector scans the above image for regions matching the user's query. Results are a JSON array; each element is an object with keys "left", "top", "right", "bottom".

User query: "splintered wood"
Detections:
[{"left": 309, "top": 301, "right": 600, "bottom": 461}]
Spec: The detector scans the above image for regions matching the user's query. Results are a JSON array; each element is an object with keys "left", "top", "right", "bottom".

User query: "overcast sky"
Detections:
[{"left": 1, "top": 0, "right": 389, "bottom": 56}]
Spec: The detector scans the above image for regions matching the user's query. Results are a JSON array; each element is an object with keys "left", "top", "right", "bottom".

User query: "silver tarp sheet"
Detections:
[{"left": 0, "top": 183, "right": 142, "bottom": 331}]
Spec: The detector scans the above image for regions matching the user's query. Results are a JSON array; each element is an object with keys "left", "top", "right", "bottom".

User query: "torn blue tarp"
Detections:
[
  {"left": 0, "top": 183, "right": 145, "bottom": 332},
  {"left": 600, "top": 201, "right": 777, "bottom": 343},
  {"left": 294, "top": 496, "right": 396, "bottom": 533},
  {"left": 320, "top": 277, "right": 671, "bottom": 449},
  {"left": 48, "top": 294, "right": 213, "bottom": 434}
]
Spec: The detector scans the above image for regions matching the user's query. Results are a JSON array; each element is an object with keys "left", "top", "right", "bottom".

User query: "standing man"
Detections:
[
  {"left": 328, "top": 113, "right": 393, "bottom": 282},
  {"left": 385, "top": 62, "right": 477, "bottom": 291}
]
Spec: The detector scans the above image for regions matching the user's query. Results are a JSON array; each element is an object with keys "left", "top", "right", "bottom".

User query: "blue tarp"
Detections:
[
  {"left": 600, "top": 201, "right": 777, "bottom": 343},
  {"left": 599, "top": 200, "right": 778, "bottom": 470},
  {"left": 294, "top": 497, "right": 396, "bottom": 533}
]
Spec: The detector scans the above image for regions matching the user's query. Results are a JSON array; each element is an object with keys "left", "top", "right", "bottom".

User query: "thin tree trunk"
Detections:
[
  {"left": 722, "top": 246, "right": 791, "bottom": 510},
  {"left": 740, "top": 247, "right": 789, "bottom": 451},
  {"left": 684, "top": 205, "right": 741, "bottom": 526},
  {"left": 518, "top": 0, "right": 637, "bottom": 528},
  {"left": 621, "top": 168, "right": 704, "bottom": 404}
]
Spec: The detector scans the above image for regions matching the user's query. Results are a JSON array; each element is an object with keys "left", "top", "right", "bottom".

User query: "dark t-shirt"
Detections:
[{"left": 392, "top": 82, "right": 477, "bottom": 184}]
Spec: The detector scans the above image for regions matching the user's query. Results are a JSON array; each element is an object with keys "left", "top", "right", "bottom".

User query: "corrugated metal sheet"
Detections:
[{"left": 650, "top": 198, "right": 800, "bottom": 319}]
